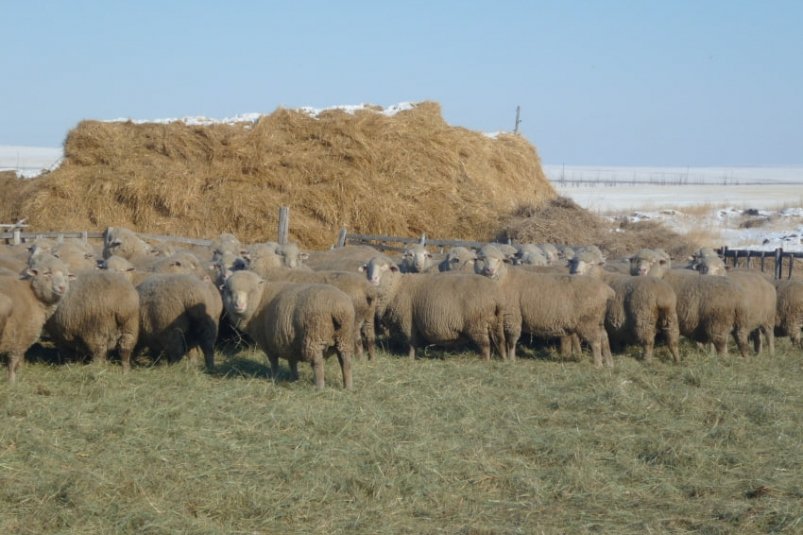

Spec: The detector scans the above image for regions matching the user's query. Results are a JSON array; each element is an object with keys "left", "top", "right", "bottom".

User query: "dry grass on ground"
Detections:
[
  {"left": 1, "top": 340, "right": 801, "bottom": 534},
  {"left": 497, "top": 197, "right": 704, "bottom": 258}
]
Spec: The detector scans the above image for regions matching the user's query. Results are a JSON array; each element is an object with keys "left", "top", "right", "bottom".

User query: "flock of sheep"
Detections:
[{"left": 1, "top": 227, "right": 801, "bottom": 388}]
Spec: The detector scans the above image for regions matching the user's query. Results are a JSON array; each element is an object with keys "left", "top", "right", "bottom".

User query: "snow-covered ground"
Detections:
[
  {"left": 544, "top": 164, "right": 803, "bottom": 251},
  {"left": 0, "top": 145, "right": 62, "bottom": 178}
]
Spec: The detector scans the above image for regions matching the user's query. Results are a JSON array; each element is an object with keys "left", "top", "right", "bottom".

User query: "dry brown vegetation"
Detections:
[
  {"left": 497, "top": 197, "right": 702, "bottom": 258},
  {"left": 0, "top": 101, "right": 706, "bottom": 256},
  {"left": 0, "top": 102, "right": 555, "bottom": 249}
]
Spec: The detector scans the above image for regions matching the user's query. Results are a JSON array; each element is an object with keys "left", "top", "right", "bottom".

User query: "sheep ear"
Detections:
[
  {"left": 299, "top": 252, "right": 309, "bottom": 261},
  {"left": 68, "top": 273, "right": 77, "bottom": 280},
  {"left": 503, "top": 258, "right": 513, "bottom": 264},
  {"left": 26, "top": 267, "right": 39, "bottom": 277},
  {"left": 426, "top": 252, "right": 433, "bottom": 259},
  {"left": 358, "top": 264, "right": 367, "bottom": 273},
  {"left": 389, "top": 264, "right": 399, "bottom": 273}
]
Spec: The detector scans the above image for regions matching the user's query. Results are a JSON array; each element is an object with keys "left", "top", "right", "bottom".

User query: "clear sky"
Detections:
[{"left": 2, "top": 0, "right": 801, "bottom": 166}]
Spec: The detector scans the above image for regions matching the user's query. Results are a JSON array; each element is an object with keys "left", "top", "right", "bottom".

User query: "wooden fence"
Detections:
[
  {"left": 718, "top": 246, "right": 801, "bottom": 279},
  {"left": 336, "top": 228, "right": 498, "bottom": 253}
]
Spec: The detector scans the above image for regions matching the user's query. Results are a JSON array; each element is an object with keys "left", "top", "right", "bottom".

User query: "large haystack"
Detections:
[{"left": 0, "top": 102, "right": 555, "bottom": 249}]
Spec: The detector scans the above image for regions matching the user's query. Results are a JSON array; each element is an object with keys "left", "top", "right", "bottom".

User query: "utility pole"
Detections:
[{"left": 513, "top": 105, "right": 522, "bottom": 134}]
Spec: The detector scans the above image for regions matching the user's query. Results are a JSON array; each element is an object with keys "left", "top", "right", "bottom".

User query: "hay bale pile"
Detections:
[{"left": 0, "top": 102, "right": 555, "bottom": 249}]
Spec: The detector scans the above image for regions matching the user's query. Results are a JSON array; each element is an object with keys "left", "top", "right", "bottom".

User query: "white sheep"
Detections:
[
  {"left": 0, "top": 254, "right": 74, "bottom": 382},
  {"left": 629, "top": 249, "right": 753, "bottom": 357},
  {"left": 359, "top": 256, "right": 510, "bottom": 361},
  {"left": 222, "top": 271, "right": 355, "bottom": 389},
  {"left": 474, "top": 244, "right": 614, "bottom": 367},
  {"left": 44, "top": 270, "right": 140, "bottom": 371},
  {"left": 569, "top": 249, "right": 681, "bottom": 363},
  {"left": 136, "top": 273, "right": 223, "bottom": 370}
]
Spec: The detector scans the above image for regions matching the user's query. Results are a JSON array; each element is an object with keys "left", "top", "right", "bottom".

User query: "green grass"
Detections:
[{"left": 1, "top": 341, "right": 802, "bottom": 534}]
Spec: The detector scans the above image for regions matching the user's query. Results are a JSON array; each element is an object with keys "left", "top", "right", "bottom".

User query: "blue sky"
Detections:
[{"left": 2, "top": 0, "right": 801, "bottom": 166}]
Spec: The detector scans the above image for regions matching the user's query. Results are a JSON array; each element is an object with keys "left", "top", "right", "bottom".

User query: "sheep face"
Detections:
[
  {"left": 277, "top": 243, "right": 309, "bottom": 269},
  {"left": 359, "top": 257, "right": 398, "bottom": 286},
  {"left": 690, "top": 255, "right": 728, "bottom": 276},
  {"left": 474, "top": 245, "right": 507, "bottom": 280},
  {"left": 515, "top": 245, "right": 548, "bottom": 266},
  {"left": 402, "top": 244, "right": 433, "bottom": 273},
  {"left": 26, "top": 256, "right": 74, "bottom": 305},
  {"left": 629, "top": 249, "right": 671, "bottom": 277},
  {"left": 442, "top": 247, "right": 476, "bottom": 272},
  {"left": 222, "top": 271, "right": 263, "bottom": 322}
]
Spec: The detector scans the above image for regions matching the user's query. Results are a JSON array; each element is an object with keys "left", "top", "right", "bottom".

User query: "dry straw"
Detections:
[{"left": 0, "top": 102, "right": 556, "bottom": 249}]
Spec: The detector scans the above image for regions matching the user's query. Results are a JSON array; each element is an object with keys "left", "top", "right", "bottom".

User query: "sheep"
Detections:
[
  {"left": 148, "top": 251, "right": 206, "bottom": 277},
  {"left": 514, "top": 244, "right": 548, "bottom": 266},
  {"left": 222, "top": 270, "right": 354, "bottom": 389},
  {"left": 0, "top": 254, "right": 25, "bottom": 274},
  {"left": 689, "top": 253, "right": 777, "bottom": 355},
  {"left": 135, "top": 273, "right": 223, "bottom": 370},
  {"left": 51, "top": 240, "right": 98, "bottom": 273},
  {"left": 102, "top": 226, "right": 154, "bottom": 261},
  {"left": 399, "top": 244, "right": 441, "bottom": 273},
  {"left": 438, "top": 246, "right": 477, "bottom": 273},
  {"left": 360, "top": 256, "right": 510, "bottom": 361},
  {"left": 306, "top": 245, "right": 396, "bottom": 272},
  {"left": 474, "top": 244, "right": 614, "bottom": 367},
  {"left": 0, "top": 253, "right": 73, "bottom": 382},
  {"left": 775, "top": 279, "right": 803, "bottom": 348},
  {"left": 249, "top": 265, "right": 378, "bottom": 360},
  {"left": 629, "top": 249, "right": 753, "bottom": 357},
  {"left": 44, "top": 268, "right": 140, "bottom": 371},
  {"left": 569, "top": 249, "right": 681, "bottom": 363}
]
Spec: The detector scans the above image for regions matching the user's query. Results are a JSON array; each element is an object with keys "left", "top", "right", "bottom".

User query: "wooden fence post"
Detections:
[
  {"left": 12, "top": 227, "right": 21, "bottom": 245},
  {"left": 774, "top": 248, "right": 783, "bottom": 280},
  {"left": 789, "top": 255, "right": 794, "bottom": 280},
  {"left": 278, "top": 206, "right": 289, "bottom": 245},
  {"left": 336, "top": 228, "right": 348, "bottom": 248}
]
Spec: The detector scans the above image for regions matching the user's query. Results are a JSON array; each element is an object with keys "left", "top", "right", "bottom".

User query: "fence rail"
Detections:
[
  {"left": 718, "top": 246, "right": 800, "bottom": 279},
  {"left": 336, "top": 229, "right": 496, "bottom": 252}
]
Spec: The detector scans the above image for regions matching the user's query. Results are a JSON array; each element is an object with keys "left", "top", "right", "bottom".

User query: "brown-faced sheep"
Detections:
[
  {"left": 359, "top": 256, "right": 510, "bottom": 361},
  {"left": 569, "top": 249, "right": 681, "bottom": 363},
  {"left": 249, "top": 266, "right": 378, "bottom": 360},
  {"left": 474, "top": 245, "right": 614, "bottom": 367},
  {"left": 0, "top": 254, "right": 73, "bottom": 382},
  {"left": 222, "top": 271, "right": 355, "bottom": 389},
  {"left": 629, "top": 249, "right": 752, "bottom": 357},
  {"left": 44, "top": 269, "right": 140, "bottom": 371},
  {"left": 135, "top": 273, "right": 223, "bottom": 370}
]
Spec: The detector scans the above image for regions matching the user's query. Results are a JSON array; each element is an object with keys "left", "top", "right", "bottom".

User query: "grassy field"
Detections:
[{"left": 1, "top": 340, "right": 801, "bottom": 534}]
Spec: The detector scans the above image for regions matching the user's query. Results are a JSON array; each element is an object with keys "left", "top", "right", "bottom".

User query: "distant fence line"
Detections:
[
  {"left": 718, "top": 246, "right": 801, "bottom": 280},
  {"left": 3, "top": 219, "right": 798, "bottom": 280}
]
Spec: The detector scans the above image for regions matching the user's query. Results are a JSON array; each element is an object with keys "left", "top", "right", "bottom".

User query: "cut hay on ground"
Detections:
[
  {"left": 498, "top": 197, "right": 702, "bottom": 259},
  {"left": 0, "top": 102, "right": 555, "bottom": 249}
]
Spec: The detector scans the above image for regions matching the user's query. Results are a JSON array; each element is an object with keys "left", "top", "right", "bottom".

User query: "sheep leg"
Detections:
[
  {"left": 289, "top": 359, "right": 300, "bottom": 381},
  {"left": 267, "top": 354, "right": 280, "bottom": 381},
  {"left": 7, "top": 351, "right": 22, "bottom": 383},
  {"left": 559, "top": 336, "right": 572, "bottom": 359},
  {"left": 362, "top": 319, "right": 376, "bottom": 361},
  {"left": 466, "top": 325, "right": 492, "bottom": 361},
  {"left": 762, "top": 324, "right": 775, "bottom": 356},
  {"left": 751, "top": 330, "right": 762, "bottom": 355},
  {"left": 664, "top": 321, "right": 681, "bottom": 364},
  {"left": 309, "top": 354, "right": 325, "bottom": 389},
  {"left": 733, "top": 328, "right": 750, "bottom": 359},
  {"left": 354, "top": 319, "right": 364, "bottom": 360},
  {"left": 601, "top": 330, "right": 614, "bottom": 367},
  {"left": 336, "top": 350, "right": 353, "bottom": 390}
]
